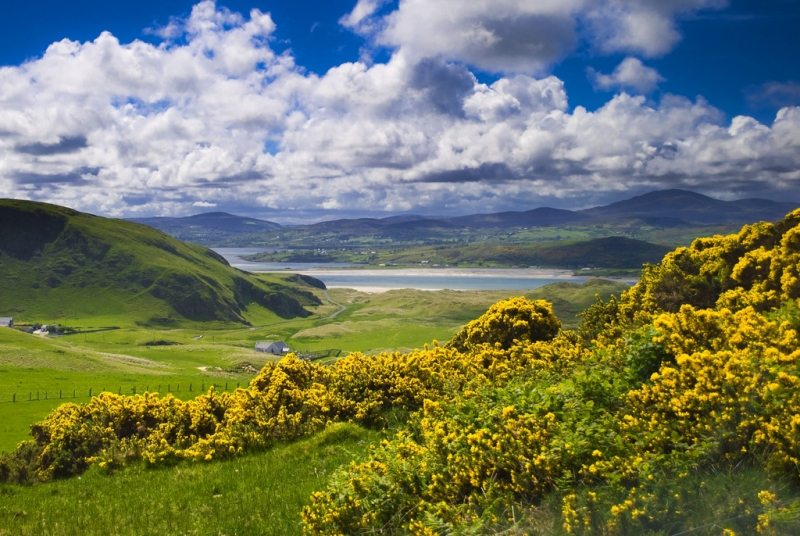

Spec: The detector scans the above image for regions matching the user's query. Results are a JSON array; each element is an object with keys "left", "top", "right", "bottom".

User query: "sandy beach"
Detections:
[
  {"left": 283, "top": 267, "right": 581, "bottom": 279},
  {"left": 251, "top": 266, "right": 631, "bottom": 293}
]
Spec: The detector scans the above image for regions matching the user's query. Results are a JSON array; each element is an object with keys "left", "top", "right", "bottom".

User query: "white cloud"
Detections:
[
  {"left": 0, "top": 0, "right": 797, "bottom": 221},
  {"left": 340, "top": 0, "right": 389, "bottom": 35},
  {"left": 351, "top": 0, "right": 728, "bottom": 75},
  {"left": 589, "top": 57, "right": 665, "bottom": 94},
  {"left": 378, "top": 0, "right": 583, "bottom": 74},
  {"left": 584, "top": 0, "right": 729, "bottom": 57}
]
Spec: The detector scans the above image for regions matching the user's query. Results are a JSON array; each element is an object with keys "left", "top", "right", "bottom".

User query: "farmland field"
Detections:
[{"left": 0, "top": 279, "right": 625, "bottom": 451}]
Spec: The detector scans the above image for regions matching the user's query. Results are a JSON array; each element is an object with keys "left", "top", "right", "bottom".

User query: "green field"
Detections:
[
  {"left": 0, "top": 422, "right": 380, "bottom": 536},
  {"left": 0, "top": 279, "right": 626, "bottom": 452}
]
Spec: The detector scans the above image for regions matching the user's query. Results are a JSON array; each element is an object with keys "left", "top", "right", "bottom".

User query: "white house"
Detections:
[
  {"left": 0, "top": 317, "right": 12, "bottom": 328},
  {"left": 255, "top": 341, "right": 290, "bottom": 355}
]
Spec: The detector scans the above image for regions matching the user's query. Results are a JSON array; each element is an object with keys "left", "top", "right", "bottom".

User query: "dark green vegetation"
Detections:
[
  {"left": 0, "top": 199, "right": 320, "bottom": 325},
  {"left": 0, "top": 422, "right": 378, "bottom": 536},
  {"left": 253, "top": 236, "right": 669, "bottom": 270}
]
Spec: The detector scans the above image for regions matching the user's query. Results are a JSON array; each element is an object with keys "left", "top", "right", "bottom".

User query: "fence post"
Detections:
[
  {"left": 89, "top": 387, "right": 92, "bottom": 397},
  {"left": 12, "top": 393, "right": 15, "bottom": 403},
  {"left": 59, "top": 390, "right": 62, "bottom": 399},
  {"left": 189, "top": 383, "right": 192, "bottom": 392},
  {"left": 132, "top": 386, "right": 136, "bottom": 395}
]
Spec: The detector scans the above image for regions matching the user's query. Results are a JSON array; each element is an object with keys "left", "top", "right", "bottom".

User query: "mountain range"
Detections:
[{"left": 130, "top": 189, "right": 798, "bottom": 247}]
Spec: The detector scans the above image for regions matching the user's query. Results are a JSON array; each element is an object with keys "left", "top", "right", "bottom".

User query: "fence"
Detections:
[
  {"left": 299, "top": 349, "right": 342, "bottom": 361},
  {"left": 0, "top": 382, "right": 244, "bottom": 404}
]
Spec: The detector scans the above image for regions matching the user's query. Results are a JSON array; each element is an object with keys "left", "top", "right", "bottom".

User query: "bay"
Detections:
[{"left": 214, "top": 248, "right": 624, "bottom": 292}]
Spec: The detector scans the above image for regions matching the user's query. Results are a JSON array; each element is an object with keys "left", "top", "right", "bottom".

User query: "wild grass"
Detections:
[{"left": 0, "top": 422, "right": 380, "bottom": 536}]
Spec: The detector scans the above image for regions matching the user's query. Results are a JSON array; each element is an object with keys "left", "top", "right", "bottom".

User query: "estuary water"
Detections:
[{"left": 215, "top": 248, "right": 596, "bottom": 292}]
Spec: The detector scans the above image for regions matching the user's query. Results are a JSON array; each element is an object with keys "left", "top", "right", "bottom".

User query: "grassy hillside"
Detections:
[{"left": 0, "top": 199, "right": 320, "bottom": 325}]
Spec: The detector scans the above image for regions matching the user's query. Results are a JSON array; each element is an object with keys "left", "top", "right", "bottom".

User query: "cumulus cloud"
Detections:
[
  {"left": 377, "top": 0, "right": 582, "bottom": 74},
  {"left": 589, "top": 57, "right": 665, "bottom": 94},
  {"left": 584, "top": 0, "right": 728, "bottom": 57},
  {"left": 0, "top": 0, "right": 797, "bottom": 220},
  {"left": 353, "top": 0, "right": 728, "bottom": 75}
]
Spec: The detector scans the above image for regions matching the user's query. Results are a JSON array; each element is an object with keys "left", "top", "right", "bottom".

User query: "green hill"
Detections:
[
  {"left": 339, "top": 236, "right": 670, "bottom": 268},
  {"left": 0, "top": 199, "right": 321, "bottom": 325}
]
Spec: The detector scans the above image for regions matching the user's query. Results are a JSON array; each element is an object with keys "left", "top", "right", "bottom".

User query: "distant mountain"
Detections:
[
  {"left": 1, "top": 200, "right": 320, "bottom": 324},
  {"left": 129, "top": 189, "right": 798, "bottom": 248},
  {"left": 447, "top": 207, "right": 588, "bottom": 228},
  {"left": 305, "top": 215, "right": 457, "bottom": 240},
  {"left": 304, "top": 189, "right": 796, "bottom": 234},
  {"left": 582, "top": 189, "right": 798, "bottom": 225},
  {"left": 131, "top": 212, "right": 281, "bottom": 244}
]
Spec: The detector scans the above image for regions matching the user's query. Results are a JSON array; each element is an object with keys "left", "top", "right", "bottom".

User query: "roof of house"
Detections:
[{"left": 255, "top": 340, "right": 289, "bottom": 352}]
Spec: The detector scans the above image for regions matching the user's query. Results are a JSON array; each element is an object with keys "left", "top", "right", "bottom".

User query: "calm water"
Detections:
[
  {"left": 214, "top": 248, "right": 358, "bottom": 271},
  {"left": 296, "top": 271, "right": 587, "bottom": 291},
  {"left": 215, "top": 248, "right": 598, "bottom": 291}
]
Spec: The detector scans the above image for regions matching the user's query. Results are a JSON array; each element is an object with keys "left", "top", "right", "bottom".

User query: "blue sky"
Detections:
[{"left": 0, "top": 0, "right": 798, "bottom": 221}]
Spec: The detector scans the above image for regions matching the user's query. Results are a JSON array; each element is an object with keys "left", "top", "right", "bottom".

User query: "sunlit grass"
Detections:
[{"left": 0, "top": 422, "right": 380, "bottom": 536}]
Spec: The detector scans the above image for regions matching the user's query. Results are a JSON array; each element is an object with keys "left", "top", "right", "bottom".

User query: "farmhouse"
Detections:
[
  {"left": 0, "top": 317, "right": 12, "bottom": 327},
  {"left": 255, "top": 341, "right": 290, "bottom": 355}
]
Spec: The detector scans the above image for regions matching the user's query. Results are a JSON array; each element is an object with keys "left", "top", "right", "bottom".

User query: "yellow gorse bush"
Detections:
[
  {"left": 1, "top": 295, "right": 563, "bottom": 484},
  {"left": 303, "top": 209, "right": 800, "bottom": 535}
]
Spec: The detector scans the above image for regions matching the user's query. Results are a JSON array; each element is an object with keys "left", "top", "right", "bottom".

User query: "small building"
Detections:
[
  {"left": 0, "top": 317, "right": 12, "bottom": 328},
  {"left": 255, "top": 341, "right": 290, "bottom": 355}
]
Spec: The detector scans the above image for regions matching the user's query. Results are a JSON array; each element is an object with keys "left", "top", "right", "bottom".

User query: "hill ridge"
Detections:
[{"left": 0, "top": 199, "right": 320, "bottom": 324}]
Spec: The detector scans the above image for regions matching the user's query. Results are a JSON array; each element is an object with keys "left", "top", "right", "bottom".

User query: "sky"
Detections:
[{"left": 0, "top": 0, "right": 798, "bottom": 222}]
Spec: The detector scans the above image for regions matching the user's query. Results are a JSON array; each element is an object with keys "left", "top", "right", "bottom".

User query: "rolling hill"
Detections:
[
  {"left": 364, "top": 236, "right": 671, "bottom": 269},
  {"left": 131, "top": 212, "right": 282, "bottom": 244},
  {"left": 0, "top": 200, "right": 321, "bottom": 325}
]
